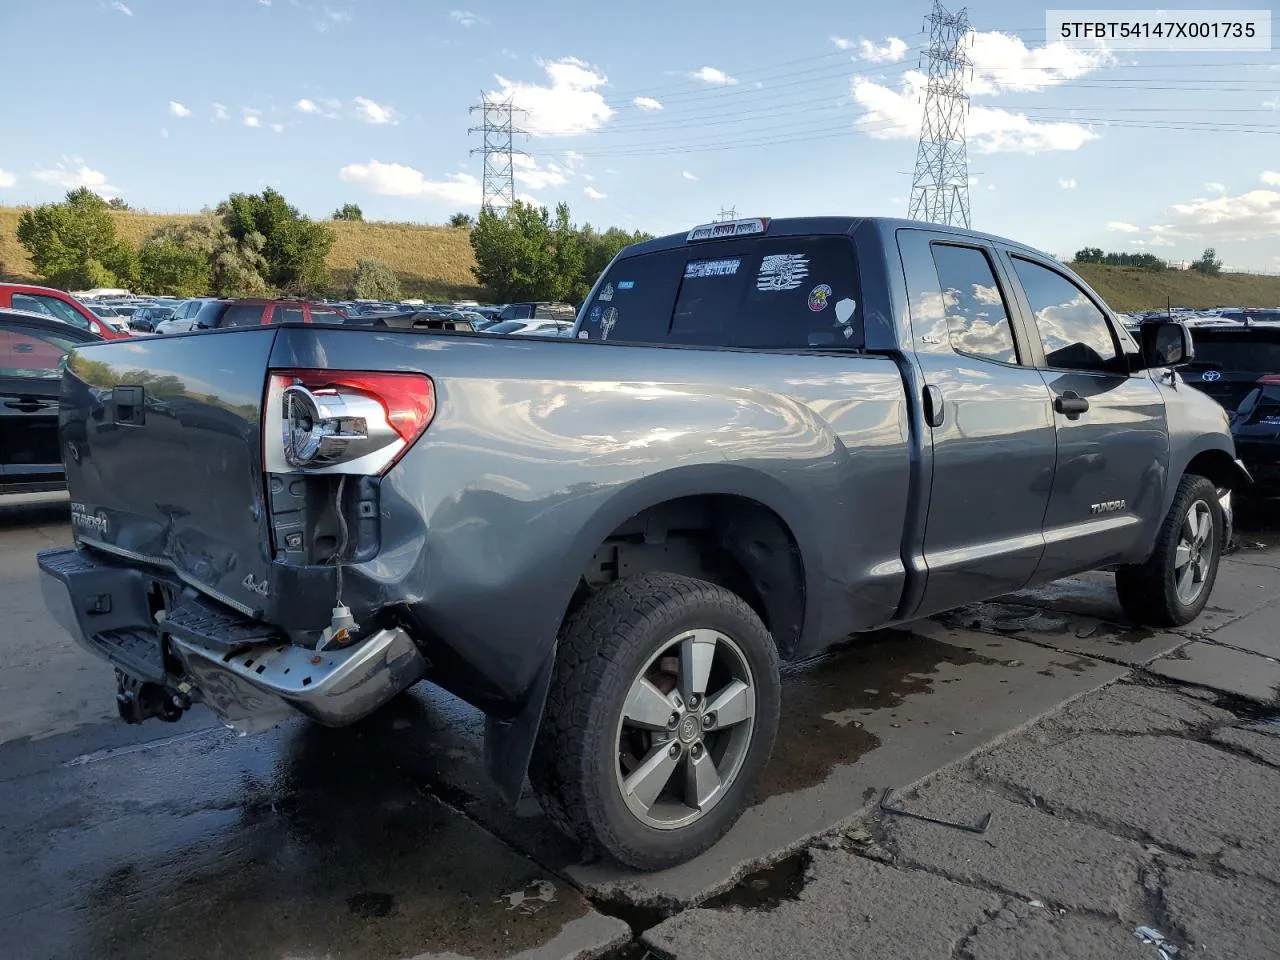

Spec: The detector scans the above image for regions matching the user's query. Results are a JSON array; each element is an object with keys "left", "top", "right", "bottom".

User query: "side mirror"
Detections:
[{"left": 1137, "top": 320, "right": 1194, "bottom": 370}]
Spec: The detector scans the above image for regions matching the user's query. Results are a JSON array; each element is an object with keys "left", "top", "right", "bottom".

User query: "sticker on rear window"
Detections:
[
  {"left": 685, "top": 258, "right": 741, "bottom": 279},
  {"left": 807, "top": 284, "right": 832, "bottom": 312},
  {"left": 601, "top": 307, "right": 619, "bottom": 341},
  {"left": 599, "top": 282, "right": 615, "bottom": 302},
  {"left": 588, "top": 305, "right": 603, "bottom": 325},
  {"left": 617, "top": 280, "right": 635, "bottom": 290},
  {"left": 757, "top": 253, "right": 809, "bottom": 291}
]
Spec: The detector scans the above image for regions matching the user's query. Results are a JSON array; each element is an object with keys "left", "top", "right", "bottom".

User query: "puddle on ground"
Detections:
[
  {"left": 753, "top": 630, "right": 999, "bottom": 800},
  {"left": 702, "top": 852, "right": 809, "bottom": 912},
  {"left": 63, "top": 721, "right": 590, "bottom": 960},
  {"left": 939, "top": 601, "right": 1156, "bottom": 647}
]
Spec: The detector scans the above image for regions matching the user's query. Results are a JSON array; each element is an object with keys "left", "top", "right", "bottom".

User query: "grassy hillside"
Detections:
[
  {"left": 4, "top": 206, "right": 1279, "bottom": 309},
  {"left": 1072, "top": 263, "right": 1280, "bottom": 312},
  {"left": 0, "top": 206, "right": 481, "bottom": 300}
]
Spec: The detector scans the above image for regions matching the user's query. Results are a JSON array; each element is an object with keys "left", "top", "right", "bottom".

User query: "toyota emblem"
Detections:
[{"left": 1201, "top": 370, "right": 1221, "bottom": 382}]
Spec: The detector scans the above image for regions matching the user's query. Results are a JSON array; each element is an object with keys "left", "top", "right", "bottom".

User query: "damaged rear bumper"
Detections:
[{"left": 37, "top": 545, "right": 427, "bottom": 733}]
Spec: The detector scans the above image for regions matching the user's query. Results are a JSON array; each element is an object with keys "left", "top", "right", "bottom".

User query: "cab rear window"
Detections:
[{"left": 580, "top": 235, "right": 862, "bottom": 350}]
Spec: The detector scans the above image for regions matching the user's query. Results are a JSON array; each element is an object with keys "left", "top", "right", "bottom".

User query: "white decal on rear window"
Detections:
[
  {"left": 684, "top": 258, "right": 741, "bottom": 279},
  {"left": 834, "top": 298, "right": 856, "bottom": 324},
  {"left": 601, "top": 307, "right": 619, "bottom": 340},
  {"left": 756, "top": 254, "right": 809, "bottom": 291},
  {"left": 598, "top": 282, "right": 615, "bottom": 302}
]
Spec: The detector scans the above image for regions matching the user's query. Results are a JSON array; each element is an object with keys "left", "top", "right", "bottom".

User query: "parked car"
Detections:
[
  {"left": 484, "top": 319, "right": 573, "bottom": 337},
  {"left": 129, "top": 305, "right": 175, "bottom": 333},
  {"left": 0, "top": 282, "right": 128, "bottom": 339},
  {"left": 39, "top": 216, "right": 1247, "bottom": 871},
  {"left": 155, "top": 299, "right": 347, "bottom": 334},
  {"left": 0, "top": 308, "right": 101, "bottom": 495},
  {"left": 497, "top": 301, "right": 577, "bottom": 323}
]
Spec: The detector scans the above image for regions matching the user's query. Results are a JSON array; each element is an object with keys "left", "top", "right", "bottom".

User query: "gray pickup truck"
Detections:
[{"left": 39, "top": 216, "right": 1248, "bottom": 870}]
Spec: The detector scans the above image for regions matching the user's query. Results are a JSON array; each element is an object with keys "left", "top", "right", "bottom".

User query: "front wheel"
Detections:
[
  {"left": 529, "top": 573, "right": 780, "bottom": 871},
  {"left": 1116, "top": 474, "right": 1223, "bottom": 627}
]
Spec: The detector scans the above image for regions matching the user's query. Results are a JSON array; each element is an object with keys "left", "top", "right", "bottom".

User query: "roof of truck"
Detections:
[{"left": 625, "top": 216, "right": 1055, "bottom": 263}]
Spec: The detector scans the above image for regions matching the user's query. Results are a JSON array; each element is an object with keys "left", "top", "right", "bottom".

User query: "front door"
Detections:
[
  {"left": 1000, "top": 252, "right": 1169, "bottom": 582},
  {"left": 898, "top": 230, "right": 1058, "bottom": 618}
]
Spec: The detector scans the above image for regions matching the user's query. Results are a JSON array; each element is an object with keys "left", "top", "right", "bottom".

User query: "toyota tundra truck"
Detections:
[{"left": 38, "top": 216, "right": 1248, "bottom": 870}]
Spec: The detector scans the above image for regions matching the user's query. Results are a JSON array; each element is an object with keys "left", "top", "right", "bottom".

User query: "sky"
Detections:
[{"left": 1, "top": 1, "right": 1278, "bottom": 270}]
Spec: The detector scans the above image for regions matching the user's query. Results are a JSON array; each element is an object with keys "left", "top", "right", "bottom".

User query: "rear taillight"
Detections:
[
  {"left": 264, "top": 369, "right": 435, "bottom": 475},
  {"left": 1260, "top": 375, "right": 1280, "bottom": 385}
]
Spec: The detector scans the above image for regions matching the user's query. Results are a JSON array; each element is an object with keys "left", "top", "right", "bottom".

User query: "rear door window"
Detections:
[
  {"left": 308, "top": 307, "right": 345, "bottom": 324},
  {"left": 278, "top": 307, "right": 306, "bottom": 324},
  {"left": 581, "top": 235, "right": 862, "bottom": 349},
  {"left": 929, "top": 244, "right": 1019, "bottom": 364},
  {"left": 218, "top": 304, "right": 265, "bottom": 328}
]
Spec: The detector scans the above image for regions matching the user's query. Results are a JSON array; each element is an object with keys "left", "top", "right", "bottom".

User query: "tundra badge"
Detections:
[{"left": 1090, "top": 500, "right": 1127, "bottom": 515}]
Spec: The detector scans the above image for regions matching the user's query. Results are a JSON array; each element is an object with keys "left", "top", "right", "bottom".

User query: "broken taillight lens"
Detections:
[{"left": 265, "top": 369, "right": 436, "bottom": 475}]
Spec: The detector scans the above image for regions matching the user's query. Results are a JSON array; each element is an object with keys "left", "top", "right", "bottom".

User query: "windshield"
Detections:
[{"left": 486, "top": 321, "right": 527, "bottom": 334}]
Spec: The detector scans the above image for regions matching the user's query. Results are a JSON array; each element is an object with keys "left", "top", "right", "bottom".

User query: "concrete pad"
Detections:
[
  {"left": 972, "top": 732, "right": 1280, "bottom": 862},
  {"left": 0, "top": 720, "right": 629, "bottom": 960},
  {"left": 1161, "top": 868, "right": 1280, "bottom": 960},
  {"left": 962, "top": 901, "right": 1154, "bottom": 960},
  {"left": 879, "top": 774, "right": 1148, "bottom": 916},
  {"left": 567, "top": 624, "right": 1126, "bottom": 908},
  {"left": 1211, "top": 725, "right": 1280, "bottom": 768},
  {"left": 1221, "top": 545, "right": 1280, "bottom": 570},
  {"left": 1201, "top": 600, "right": 1280, "bottom": 657},
  {"left": 1044, "top": 682, "right": 1235, "bottom": 737},
  {"left": 1148, "top": 643, "right": 1280, "bottom": 705},
  {"left": 641, "top": 852, "right": 999, "bottom": 960},
  {"left": 937, "top": 600, "right": 1186, "bottom": 667}
]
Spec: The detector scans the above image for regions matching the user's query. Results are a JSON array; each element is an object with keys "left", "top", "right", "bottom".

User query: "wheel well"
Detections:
[
  {"left": 572, "top": 495, "right": 806, "bottom": 656},
  {"left": 1185, "top": 449, "right": 1244, "bottom": 491}
]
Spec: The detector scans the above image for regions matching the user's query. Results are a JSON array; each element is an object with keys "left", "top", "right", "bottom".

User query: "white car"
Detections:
[
  {"left": 483, "top": 319, "right": 573, "bottom": 338},
  {"left": 154, "top": 299, "right": 219, "bottom": 334}
]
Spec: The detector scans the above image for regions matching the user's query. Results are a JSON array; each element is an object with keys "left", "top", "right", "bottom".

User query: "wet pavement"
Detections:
[{"left": 3, "top": 494, "right": 1280, "bottom": 958}]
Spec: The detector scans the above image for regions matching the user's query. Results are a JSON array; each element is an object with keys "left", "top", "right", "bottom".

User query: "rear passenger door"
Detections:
[
  {"left": 0, "top": 323, "right": 84, "bottom": 487},
  {"left": 1000, "top": 252, "right": 1169, "bottom": 580},
  {"left": 897, "top": 230, "right": 1058, "bottom": 618}
]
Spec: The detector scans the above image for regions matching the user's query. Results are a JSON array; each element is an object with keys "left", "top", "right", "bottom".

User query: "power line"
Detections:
[
  {"left": 468, "top": 94, "right": 528, "bottom": 215},
  {"left": 910, "top": 0, "right": 973, "bottom": 228}
]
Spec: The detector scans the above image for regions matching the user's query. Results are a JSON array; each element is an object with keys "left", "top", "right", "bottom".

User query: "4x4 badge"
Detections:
[{"left": 242, "top": 574, "right": 269, "bottom": 597}]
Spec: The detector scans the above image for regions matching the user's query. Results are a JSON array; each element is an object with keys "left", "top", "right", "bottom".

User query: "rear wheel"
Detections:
[
  {"left": 529, "top": 573, "right": 780, "bottom": 870},
  {"left": 1115, "top": 474, "right": 1222, "bottom": 627}
]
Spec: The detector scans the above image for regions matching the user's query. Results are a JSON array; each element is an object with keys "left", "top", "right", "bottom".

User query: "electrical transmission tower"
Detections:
[
  {"left": 469, "top": 95, "right": 527, "bottom": 215},
  {"left": 907, "top": 1, "right": 973, "bottom": 228},
  {"left": 713, "top": 206, "right": 737, "bottom": 223}
]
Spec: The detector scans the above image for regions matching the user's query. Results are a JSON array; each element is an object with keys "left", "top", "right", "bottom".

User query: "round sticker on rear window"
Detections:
[{"left": 807, "top": 284, "right": 832, "bottom": 312}]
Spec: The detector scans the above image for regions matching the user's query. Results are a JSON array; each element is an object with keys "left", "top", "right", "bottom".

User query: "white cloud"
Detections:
[
  {"left": 491, "top": 57, "right": 613, "bottom": 136},
  {"left": 1058, "top": 178, "right": 1077, "bottom": 189},
  {"left": 852, "top": 70, "right": 1097, "bottom": 154},
  {"left": 243, "top": 108, "right": 262, "bottom": 128},
  {"left": 563, "top": 150, "right": 584, "bottom": 168},
  {"left": 1205, "top": 181, "right": 1226, "bottom": 193},
  {"left": 682, "top": 170, "right": 697, "bottom": 181},
  {"left": 1107, "top": 221, "right": 1141, "bottom": 233},
  {"left": 584, "top": 186, "right": 607, "bottom": 200},
  {"left": 296, "top": 98, "right": 318, "bottom": 114},
  {"left": 858, "top": 37, "right": 908, "bottom": 63},
  {"left": 32, "top": 162, "right": 119, "bottom": 198},
  {"left": 689, "top": 66, "right": 737, "bottom": 86},
  {"left": 0, "top": 169, "right": 16, "bottom": 188},
  {"left": 257, "top": 0, "right": 271, "bottom": 5},
  {"left": 109, "top": 1, "right": 133, "bottom": 15},
  {"left": 353, "top": 96, "right": 399, "bottom": 125},
  {"left": 967, "top": 31, "right": 1114, "bottom": 95},
  {"left": 316, "top": 7, "right": 351, "bottom": 31},
  {"left": 633, "top": 96, "right": 663, "bottom": 111},
  {"left": 213, "top": 103, "right": 229, "bottom": 121},
  {"left": 449, "top": 9, "right": 486, "bottom": 26},
  {"left": 511, "top": 154, "right": 567, "bottom": 189},
  {"left": 244, "top": 116, "right": 261, "bottom": 128},
  {"left": 1164, "top": 187, "right": 1280, "bottom": 242},
  {"left": 168, "top": 100, "right": 191, "bottom": 118},
  {"left": 270, "top": 123, "right": 284, "bottom": 133},
  {"left": 1261, "top": 171, "right": 1280, "bottom": 187},
  {"left": 831, "top": 36, "right": 854, "bottom": 51},
  {"left": 339, "top": 160, "right": 483, "bottom": 204}
]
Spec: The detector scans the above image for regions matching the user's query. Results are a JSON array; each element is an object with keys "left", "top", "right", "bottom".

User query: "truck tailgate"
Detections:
[{"left": 61, "top": 329, "right": 278, "bottom": 616}]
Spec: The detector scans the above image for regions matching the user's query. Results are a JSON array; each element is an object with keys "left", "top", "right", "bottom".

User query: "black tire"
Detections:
[
  {"left": 529, "top": 573, "right": 781, "bottom": 871},
  {"left": 1115, "top": 474, "right": 1223, "bottom": 627}
]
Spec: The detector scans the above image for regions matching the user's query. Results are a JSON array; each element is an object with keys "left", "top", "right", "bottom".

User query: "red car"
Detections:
[{"left": 0, "top": 283, "right": 129, "bottom": 340}]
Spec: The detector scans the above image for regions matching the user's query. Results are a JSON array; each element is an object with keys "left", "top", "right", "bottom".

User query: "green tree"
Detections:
[
  {"left": 470, "top": 201, "right": 559, "bottom": 301},
  {"left": 218, "top": 187, "right": 335, "bottom": 295},
  {"left": 448, "top": 212, "right": 475, "bottom": 229},
  {"left": 1073, "top": 247, "right": 1105, "bottom": 264},
  {"left": 549, "top": 203, "right": 584, "bottom": 302},
  {"left": 349, "top": 258, "right": 401, "bottom": 300},
  {"left": 15, "top": 187, "right": 139, "bottom": 289},
  {"left": 138, "top": 238, "right": 212, "bottom": 297},
  {"left": 148, "top": 212, "right": 271, "bottom": 298},
  {"left": 1190, "top": 247, "right": 1223, "bottom": 275},
  {"left": 108, "top": 197, "right": 131, "bottom": 211},
  {"left": 578, "top": 225, "right": 653, "bottom": 300},
  {"left": 332, "top": 203, "right": 363, "bottom": 221}
]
